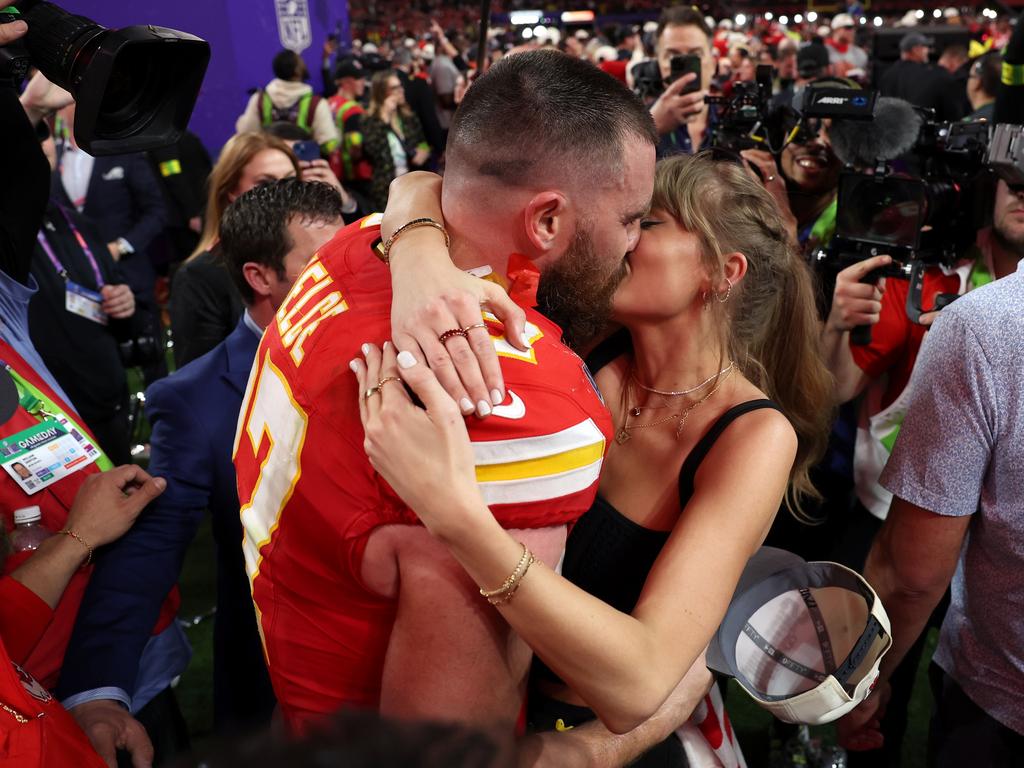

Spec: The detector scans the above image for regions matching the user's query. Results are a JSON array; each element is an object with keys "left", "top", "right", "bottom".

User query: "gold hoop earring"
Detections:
[{"left": 715, "top": 278, "right": 733, "bottom": 304}]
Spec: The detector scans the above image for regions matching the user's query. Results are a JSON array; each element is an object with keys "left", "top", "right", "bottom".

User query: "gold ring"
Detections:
[
  {"left": 377, "top": 376, "right": 401, "bottom": 388},
  {"left": 462, "top": 322, "right": 488, "bottom": 333},
  {"left": 364, "top": 386, "right": 382, "bottom": 399}
]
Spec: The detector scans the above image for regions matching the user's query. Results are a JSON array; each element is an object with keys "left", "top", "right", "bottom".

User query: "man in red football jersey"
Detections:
[{"left": 234, "top": 49, "right": 657, "bottom": 734}]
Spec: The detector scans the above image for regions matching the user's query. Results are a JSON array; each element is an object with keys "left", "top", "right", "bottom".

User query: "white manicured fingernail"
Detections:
[
  {"left": 349, "top": 360, "right": 359, "bottom": 373},
  {"left": 361, "top": 343, "right": 370, "bottom": 355},
  {"left": 477, "top": 400, "right": 492, "bottom": 417},
  {"left": 491, "top": 389, "right": 503, "bottom": 405},
  {"left": 521, "top": 332, "right": 531, "bottom": 347},
  {"left": 383, "top": 341, "right": 390, "bottom": 351},
  {"left": 459, "top": 397, "right": 474, "bottom": 413},
  {"left": 397, "top": 350, "right": 417, "bottom": 369}
]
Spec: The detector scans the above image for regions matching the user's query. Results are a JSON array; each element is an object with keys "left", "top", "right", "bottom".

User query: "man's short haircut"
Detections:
[
  {"left": 973, "top": 51, "right": 1001, "bottom": 97},
  {"left": 656, "top": 6, "right": 712, "bottom": 47},
  {"left": 445, "top": 49, "right": 657, "bottom": 187},
  {"left": 272, "top": 49, "right": 301, "bottom": 80},
  {"left": 220, "top": 178, "right": 343, "bottom": 304},
  {"left": 263, "top": 121, "right": 312, "bottom": 141}
]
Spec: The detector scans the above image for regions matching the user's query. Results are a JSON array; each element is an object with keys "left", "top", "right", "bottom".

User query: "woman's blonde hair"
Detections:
[
  {"left": 650, "top": 152, "right": 833, "bottom": 518},
  {"left": 190, "top": 132, "right": 299, "bottom": 259},
  {"left": 367, "top": 69, "right": 412, "bottom": 121}
]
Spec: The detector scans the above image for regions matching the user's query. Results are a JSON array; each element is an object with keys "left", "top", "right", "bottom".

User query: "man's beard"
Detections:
[
  {"left": 536, "top": 224, "right": 626, "bottom": 351},
  {"left": 993, "top": 215, "right": 1024, "bottom": 259}
]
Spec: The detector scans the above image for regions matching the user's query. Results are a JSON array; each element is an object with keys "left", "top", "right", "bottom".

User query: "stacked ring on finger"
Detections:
[
  {"left": 461, "top": 322, "right": 488, "bottom": 333},
  {"left": 364, "top": 376, "right": 402, "bottom": 399},
  {"left": 438, "top": 328, "right": 468, "bottom": 344}
]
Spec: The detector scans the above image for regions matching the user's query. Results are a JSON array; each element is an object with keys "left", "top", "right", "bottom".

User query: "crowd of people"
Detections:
[{"left": 1, "top": 1, "right": 1022, "bottom": 767}]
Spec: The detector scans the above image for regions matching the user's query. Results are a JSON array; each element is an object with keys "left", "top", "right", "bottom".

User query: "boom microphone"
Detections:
[
  {"left": 829, "top": 97, "right": 923, "bottom": 166},
  {"left": 994, "top": 16, "right": 1024, "bottom": 124}
]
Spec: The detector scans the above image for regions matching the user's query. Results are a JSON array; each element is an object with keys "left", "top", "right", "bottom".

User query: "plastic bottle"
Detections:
[{"left": 9, "top": 506, "right": 53, "bottom": 552}]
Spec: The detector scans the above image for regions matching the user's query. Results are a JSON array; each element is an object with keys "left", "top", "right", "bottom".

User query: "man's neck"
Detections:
[
  {"left": 248, "top": 298, "right": 275, "bottom": 331},
  {"left": 991, "top": 231, "right": 1024, "bottom": 279},
  {"left": 790, "top": 190, "right": 835, "bottom": 230}
]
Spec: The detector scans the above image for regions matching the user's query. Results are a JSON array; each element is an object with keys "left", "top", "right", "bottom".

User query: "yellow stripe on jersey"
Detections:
[
  {"left": 475, "top": 441, "right": 604, "bottom": 483},
  {"left": 472, "top": 419, "right": 605, "bottom": 505}
]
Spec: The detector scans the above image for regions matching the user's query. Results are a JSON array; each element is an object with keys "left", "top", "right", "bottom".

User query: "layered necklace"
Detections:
[{"left": 615, "top": 362, "right": 735, "bottom": 445}]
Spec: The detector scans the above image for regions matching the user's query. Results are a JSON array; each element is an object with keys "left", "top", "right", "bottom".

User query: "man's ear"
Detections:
[
  {"left": 242, "top": 262, "right": 274, "bottom": 300},
  {"left": 523, "top": 191, "right": 570, "bottom": 255}
]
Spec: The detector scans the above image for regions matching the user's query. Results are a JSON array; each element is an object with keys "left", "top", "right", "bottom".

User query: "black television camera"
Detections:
[
  {"left": 0, "top": 0, "right": 209, "bottom": 154},
  {"left": 810, "top": 89, "right": 1024, "bottom": 336}
]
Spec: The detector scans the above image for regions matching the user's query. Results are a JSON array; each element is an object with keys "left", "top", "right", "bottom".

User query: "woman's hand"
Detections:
[
  {"left": 350, "top": 342, "right": 486, "bottom": 539},
  {"left": 383, "top": 172, "right": 527, "bottom": 416}
]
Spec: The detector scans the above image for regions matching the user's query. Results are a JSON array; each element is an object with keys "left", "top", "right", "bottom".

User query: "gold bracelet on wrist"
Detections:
[
  {"left": 479, "top": 543, "right": 536, "bottom": 606},
  {"left": 379, "top": 217, "right": 450, "bottom": 265},
  {"left": 58, "top": 528, "right": 93, "bottom": 566}
]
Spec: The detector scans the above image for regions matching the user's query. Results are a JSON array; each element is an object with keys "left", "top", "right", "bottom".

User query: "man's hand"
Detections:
[
  {"left": 19, "top": 70, "right": 74, "bottom": 125},
  {"left": 0, "top": 2, "right": 27, "bottom": 48},
  {"left": 412, "top": 147, "right": 431, "bottom": 167},
  {"left": 740, "top": 149, "right": 798, "bottom": 242},
  {"left": 836, "top": 680, "right": 890, "bottom": 752},
  {"left": 65, "top": 465, "right": 166, "bottom": 549},
  {"left": 826, "top": 254, "right": 892, "bottom": 333},
  {"left": 70, "top": 699, "right": 154, "bottom": 768},
  {"left": 101, "top": 284, "right": 135, "bottom": 319},
  {"left": 106, "top": 242, "right": 121, "bottom": 262},
  {"left": 649, "top": 74, "right": 707, "bottom": 135}
]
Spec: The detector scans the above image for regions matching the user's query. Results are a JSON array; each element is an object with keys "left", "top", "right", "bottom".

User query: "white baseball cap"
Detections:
[
  {"left": 832, "top": 13, "right": 856, "bottom": 29},
  {"left": 706, "top": 547, "right": 892, "bottom": 725}
]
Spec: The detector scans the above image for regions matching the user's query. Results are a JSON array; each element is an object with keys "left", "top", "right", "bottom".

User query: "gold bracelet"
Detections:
[
  {"left": 59, "top": 528, "right": 93, "bottom": 566},
  {"left": 379, "top": 217, "right": 450, "bottom": 265},
  {"left": 487, "top": 553, "right": 536, "bottom": 606},
  {"left": 479, "top": 543, "right": 531, "bottom": 599}
]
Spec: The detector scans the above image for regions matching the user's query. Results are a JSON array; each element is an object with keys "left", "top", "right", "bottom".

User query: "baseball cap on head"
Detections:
[
  {"left": 831, "top": 13, "right": 856, "bottom": 29},
  {"left": 797, "top": 43, "right": 830, "bottom": 77},
  {"left": 900, "top": 32, "right": 934, "bottom": 52},
  {"left": 706, "top": 547, "right": 892, "bottom": 725}
]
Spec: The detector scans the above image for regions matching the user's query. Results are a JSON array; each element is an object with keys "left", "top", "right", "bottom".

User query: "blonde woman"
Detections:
[
  {"left": 170, "top": 132, "right": 299, "bottom": 366},
  {"left": 351, "top": 153, "right": 833, "bottom": 765}
]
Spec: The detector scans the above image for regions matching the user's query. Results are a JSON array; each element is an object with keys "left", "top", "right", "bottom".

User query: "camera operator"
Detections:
[
  {"left": 820, "top": 171, "right": 1024, "bottom": 766},
  {"left": 646, "top": 6, "right": 715, "bottom": 158}
]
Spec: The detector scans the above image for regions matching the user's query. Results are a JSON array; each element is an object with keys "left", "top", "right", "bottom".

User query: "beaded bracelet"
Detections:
[
  {"left": 379, "top": 217, "right": 450, "bottom": 265},
  {"left": 479, "top": 543, "right": 536, "bottom": 606},
  {"left": 59, "top": 528, "right": 93, "bottom": 566}
]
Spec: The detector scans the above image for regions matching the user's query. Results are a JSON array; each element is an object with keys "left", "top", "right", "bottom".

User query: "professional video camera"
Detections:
[
  {"left": 0, "top": 0, "right": 209, "bottom": 154},
  {"left": 807, "top": 87, "right": 1024, "bottom": 332},
  {"left": 705, "top": 64, "right": 784, "bottom": 154}
]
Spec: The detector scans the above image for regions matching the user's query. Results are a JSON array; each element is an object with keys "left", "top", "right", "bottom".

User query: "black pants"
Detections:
[
  {"left": 927, "top": 664, "right": 1024, "bottom": 767},
  {"left": 116, "top": 687, "right": 190, "bottom": 768}
]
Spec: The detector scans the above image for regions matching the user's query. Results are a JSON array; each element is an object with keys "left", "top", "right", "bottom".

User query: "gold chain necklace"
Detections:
[
  {"left": 616, "top": 366, "right": 733, "bottom": 445},
  {"left": 633, "top": 362, "right": 735, "bottom": 397}
]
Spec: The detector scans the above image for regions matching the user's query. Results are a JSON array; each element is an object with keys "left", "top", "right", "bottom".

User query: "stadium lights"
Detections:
[
  {"left": 859, "top": 16, "right": 867, "bottom": 23},
  {"left": 873, "top": 16, "right": 883, "bottom": 25},
  {"left": 522, "top": 27, "right": 533, "bottom": 38},
  {"left": 806, "top": 10, "right": 818, "bottom": 21},
  {"left": 794, "top": 13, "right": 803, "bottom": 23},
  {"left": 561, "top": 10, "right": 595, "bottom": 22},
  {"left": 735, "top": 13, "right": 747, "bottom": 25},
  {"left": 779, "top": 15, "right": 789, "bottom": 24},
  {"left": 764, "top": 11, "right": 773, "bottom": 20},
  {"left": 933, "top": 8, "right": 942, "bottom": 17},
  {"left": 509, "top": 10, "right": 542, "bottom": 25}
]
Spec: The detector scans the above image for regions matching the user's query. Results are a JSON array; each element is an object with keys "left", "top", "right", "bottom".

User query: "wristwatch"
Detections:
[{"left": 114, "top": 237, "right": 135, "bottom": 257}]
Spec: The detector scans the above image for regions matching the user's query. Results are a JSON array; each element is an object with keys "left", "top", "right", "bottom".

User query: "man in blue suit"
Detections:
[{"left": 56, "top": 179, "right": 347, "bottom": 765}]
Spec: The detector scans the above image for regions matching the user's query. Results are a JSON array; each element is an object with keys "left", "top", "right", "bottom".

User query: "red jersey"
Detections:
[
  {"left": 849, "top": 268, "right": 962, "bottom": 410},
  {"left": 234, "top": 218, "right": 611, "bottom": 734}
]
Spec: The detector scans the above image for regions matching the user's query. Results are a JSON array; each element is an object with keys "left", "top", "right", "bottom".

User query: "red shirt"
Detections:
[
  {"left": 234, "top": 219, "right": 612, "bottom": 734},
  {"left": 849, "top": 268, "right": 962, "bottom": 410}
]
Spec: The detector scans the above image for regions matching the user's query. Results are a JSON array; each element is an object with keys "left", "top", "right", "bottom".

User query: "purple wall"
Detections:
[{"left": 60, "top": 0, "right": 350, "bottom": 156}]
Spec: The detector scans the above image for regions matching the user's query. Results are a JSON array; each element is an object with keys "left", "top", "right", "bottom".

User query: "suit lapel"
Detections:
[{"left": 222, "top": 319, "right": 260, "bottom": 395}]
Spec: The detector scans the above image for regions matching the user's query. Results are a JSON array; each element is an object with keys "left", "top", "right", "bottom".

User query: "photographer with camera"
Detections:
[{"left": 644, "top": 6, "right": 715, "bottom": 158}]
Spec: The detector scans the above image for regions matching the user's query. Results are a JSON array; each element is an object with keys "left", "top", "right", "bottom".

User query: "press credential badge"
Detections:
[{"left": 0, "top": 419, "right": 99, "bottom": 494}]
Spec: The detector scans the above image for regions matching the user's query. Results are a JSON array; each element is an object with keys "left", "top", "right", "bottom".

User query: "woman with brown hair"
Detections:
[
  {"left": 351, "top": 152, "right": 834, "bottom": 764},
  {"left": 362, "top": 70, "right": 431, "bottom": 212},
  {"left": 170, "top": 132, "right": 299, "bottom": 366}
]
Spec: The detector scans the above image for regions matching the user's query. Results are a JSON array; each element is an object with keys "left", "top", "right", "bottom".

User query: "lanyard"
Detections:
[
  {"left": 36, "top": 206, "right": 104, "bottom": 288},
  {"left": 0, "top": 362, "right": 112, "bottom": 472}
]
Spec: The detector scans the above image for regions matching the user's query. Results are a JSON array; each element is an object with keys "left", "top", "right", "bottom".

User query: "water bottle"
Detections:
[{"left": 9, "top": 506, "right": 53, "bottom": 552}]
